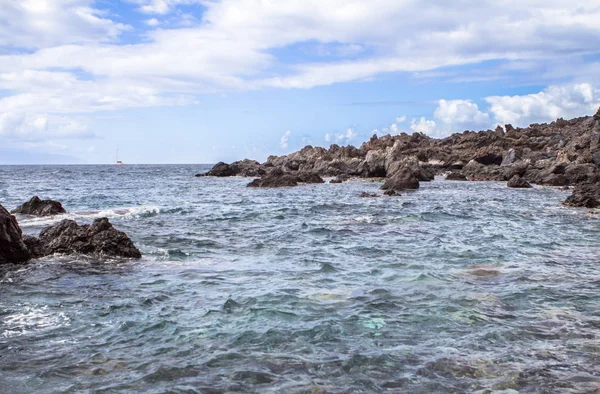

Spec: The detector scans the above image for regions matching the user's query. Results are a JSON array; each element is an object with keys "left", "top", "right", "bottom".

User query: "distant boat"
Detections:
[{"left": 116, "top": 148, "right": 124, "bottom": 165}]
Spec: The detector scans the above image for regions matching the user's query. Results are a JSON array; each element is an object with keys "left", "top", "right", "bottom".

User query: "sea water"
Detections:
[{"left": 1, "top": 165, "right": 599, "bottom": 393}]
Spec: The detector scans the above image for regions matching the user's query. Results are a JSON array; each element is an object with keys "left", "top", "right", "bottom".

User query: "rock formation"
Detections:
[
  {"left": 247, "top": 168, "right": 324, "bottom": 188},
  {"left": 1, "top": 202, "right": 141, "bottom": 265},
  {"left": 204, "top": 107, "right": 600, "bottom": 208},
  {"left": 507, "top": 175, "right": 532, "bottom": 188},
  {"left": 0, "top": 204, "right": 31, "bottom": 264},
  {"left": 12, "top": 196, "right": 66, "bottom": 216}
]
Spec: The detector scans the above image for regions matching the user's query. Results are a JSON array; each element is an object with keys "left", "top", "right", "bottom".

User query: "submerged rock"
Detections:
[
  {"left": 507, "top": 175, "right": 532, "bottom": 188},
  {"left": 12, "top": 196, "right": 66, "bottom": 216},
  {"left": 0, "top": 204, "right": 30, "bottom": 264},
  {"left": 359, "top": 192, "right": 379, "bottom": 198},
  {"left": 37, "top": 218, "right": 142, "bottom": 259},
  {"left": 383, "top": 190, "right": 400, "bottom": 196}
]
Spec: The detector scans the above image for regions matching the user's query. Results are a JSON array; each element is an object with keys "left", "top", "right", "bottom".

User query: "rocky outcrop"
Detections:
[
  {"left": 0, "top": 204, "right": 30, "bottom": 264},
  {"left": 563, "top": 183, "right": 600, "bottom": 208},
  {"left": 359, "top": 192, "right": 379, "bottom": 198},
  {"left": 206, "top": 107, "right": 600, "bottom": 194},
  {"left": 445, "top": 172, "right": 467, "bottom": 181},
  {"left": 381, "top": 169, "right": 419, "bottom": 191},
  {"left": 205, "top": 162, "right": 235, "bottom": 177},
  {"left": 247, "top": 169, "right": 323, "bottom": 188},
  {"left": 1, "top": 206, "right": 141, "bottom": 264},
  {"left": 507, "top": 175, "right": 532, "bottom": 188},
  {"left": 12, "top": 196, "right": 66, "bottom": 216},
  {"left": 36, "top": 218, "right": 142, "bottom": 259}
]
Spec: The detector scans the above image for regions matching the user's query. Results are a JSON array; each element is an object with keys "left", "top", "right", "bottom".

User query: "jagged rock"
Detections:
[
  {"left": 12, "top": 196, "right": 66, "bottom": 216},
  {"left": 38, "top": 218, "right": 142, "bottom": 259},
  {"left": 563, "top": 183, "right": 600, "bottom": 208},
  {"left": 359, "top": 192, "right": 379, "bottom": 198},
  {"left": 507, "top": 175, "right": 532, "bottom": 188},
  {"left": 329, "top": 178, "right": 343, "bottom": 184},
  {"left": 592, "top": 152, "right": 600, "bottom": 165},
  {"left": 296, "top": 172, "right": 325, "bottom": 184},
  {"left": 445, "top": 172, "right": 467, "bottom": 181},
  {"left": 247, "top": 168, "right": 298, "bottom": 188},
  {"left": 0, "top": 204, "right": 30, "bottom": 264},
  {"left": 230, "top": 159, "right": 266, "bottom": 177},
  {"left": 206, "top": 162, "right": 234, "bottom": 177},
  {"left": 365, "top": 150, "right": 387, "bottom": 177},
  {"left": 381, "top": 169, "right": 419, "bottom": 191}
]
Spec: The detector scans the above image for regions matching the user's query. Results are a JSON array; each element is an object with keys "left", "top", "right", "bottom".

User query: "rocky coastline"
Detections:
[
  {"left": 0, "top": 197, "right": 141, "bottom": 266},
  {"left": 199, "top": 107, "right": 600, "bottom": 205}
]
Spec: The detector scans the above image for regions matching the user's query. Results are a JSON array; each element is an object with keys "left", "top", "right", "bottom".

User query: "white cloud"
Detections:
[
  {"left": 434, "top": 99, "right": 489, "bottom": 130},
  {"left": 280, "top": 130, "right": 291, "bottom": 149},
  {"left": 396, "top": 115, "right": 406, "bottom": 123},
  {"left": 0, "top": 0, "right": 128, "bottom": 49},
  {"left": 145, "top": 18, "right": 160, "bottom": 26},
  {"left": 410, "top": 117, "right": 437, "bottom": 135},
  {"left": 325, "top": 133, "right": 332, "bottom": 142},
  {"left": 486, "top": 83, "right": 600, "bottom": 126},
  {"left": 1, "top": 0, "right": 600, "bottom": 148}
]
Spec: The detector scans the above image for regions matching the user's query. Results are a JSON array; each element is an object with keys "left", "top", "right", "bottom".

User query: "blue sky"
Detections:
[{"left": 1, "top": 0, "right": 599, "bottom": 164}]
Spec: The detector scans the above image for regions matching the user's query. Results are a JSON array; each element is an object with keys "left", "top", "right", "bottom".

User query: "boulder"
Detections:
[
  {"left": 206, "top": 162, "right": 234, "bottom": 177},
  {"left": 247, "top": 169, "right": 298, "bottom": 188},
  {"left": 230, "top": 159, "right": 266, "bottom": 177},
  {"left": 296, "top": 172, "right": 325, "bottom": 184},
  {"left": 0, "top": 204, "right": 30, "bottom": 264},
  {"left": 592, "top": 152, "right": 600, "bottom": 165},
  {"left": 507, "top": 175, "right": 532, "bottom": 188},
  {"left": 12, "top": 196, "right": 66, "bottom": 216},
  {"left": 563, "top": 183, "right": 600, "bottom": 208},
  {"left": 381, "top": 169, "right": 419, "bottom": 191},
  {"left": 383, "top": 190, "right": 400, "bottom": 196},
  {"left": 359, "top": 192, "right": 379, "bottom": 198},
  {"left": 329, "top": 178, "right": 343, "bottom": 184},
  {"left": 445, "top": 172, "right": 467, "bottom": 181},
  {"left": 38, "top": 218, "right": 142, "bottom": 259}
]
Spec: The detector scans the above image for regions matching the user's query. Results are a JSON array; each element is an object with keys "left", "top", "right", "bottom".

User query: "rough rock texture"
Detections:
[
  {"left": 359, "top": 192, "right": 379, "bottom": 198},
  {"left": 207, "top": 107, "right": 600, "bottom": 201},
  {"left": 247, "top": 168, "right": 323, "bottom": 188},
  {"left": 381, "top": 169, "right": 419, "bottom": 191},
  {"left": 445, "top": 172, "right": 468, "bottom": 181},
  {"left": 507, "top": 175, "right": 532, "bottom": 188},
  {"left": 37, "top": 218, "right": 142, "bottom": 259},
  {"left": 12, "top": 196, "right": 66, "bottom": 216},
  {"left": 0, "top": 204, "right": 30, "bottom": 264},
  {"left": 206, "top": 162, "right": 235, "bottom": 177},
  {"left": 383, "top": 190, "right": 400, "bottom": 196},
  {"left": 563, "top": 183, "right": 600, "bottom": 208}
]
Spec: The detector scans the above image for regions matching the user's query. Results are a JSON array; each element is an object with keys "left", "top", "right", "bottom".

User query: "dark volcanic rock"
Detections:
[
  {"left": 381, "top": 169, "right": 419, "bottom": 191},
  {"left": 12, "top": 196, "right": 66, "bottom": 216},
  {"left": 206, "top": 162, "right": 234, "bottom": 177},
  {"left": 247, "top": 169, "right": 298, "bottom": 188},
  {"left": 383, "top": 190, "right": 400, "bottom": 196},
  {"left": 0, "top": 204, "right": 30, "bottom": 264},
  {"left": 38, "top": 218, "right": 142, "bottom": 259},
  {"left": 230, "top": 159, "right": 266, "bottom": 177},
  {"left": 445, "top": 172, "right": 467, "bottom": 181},
  {"left": 296, "top": 171, "right": 325, "bottom": 184},
  {"left": 329, "top": 178, "right": 343, "bottom": 184},
  {"left": 507, "top": 175, "right": 532, "bottom": 188},
  {"left": 563, "top": 183, "right": 600, "bottom": 208},
  {"left": 359, "top": 192, "right": 379, "bottom": 198}
]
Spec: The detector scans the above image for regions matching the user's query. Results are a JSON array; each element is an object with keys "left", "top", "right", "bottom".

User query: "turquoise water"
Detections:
[{"left": 1, "top": 165, "right": 599, "bottom": 393}]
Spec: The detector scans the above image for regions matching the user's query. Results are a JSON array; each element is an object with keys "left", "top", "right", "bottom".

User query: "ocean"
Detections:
[{"left": 1, "top": 164, "right": 599, "bottom": 393}]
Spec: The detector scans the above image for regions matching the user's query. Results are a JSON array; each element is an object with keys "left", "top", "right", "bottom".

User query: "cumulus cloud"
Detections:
[
  {"left": 486, "top": 83, "right": 600, "bottom": 126},
  {"left": 434, "top": 99, "right": 489, "bottom": 131},
  {"left": 145, "top": 18, "right": 160, "bottom": 26},
  {"left": 280, "top": 130, "right": 291, "bottom": 149},
  {"left": 410, "top": 117, "right": 437, "bottom": 135},
  {"left": 1, "top": 0, "right": 600, "bottom": 148}
]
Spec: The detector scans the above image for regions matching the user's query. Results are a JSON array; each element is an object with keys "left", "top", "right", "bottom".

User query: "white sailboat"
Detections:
[{"left": 116, "top": 148, "right": 124, "bottom": 165}]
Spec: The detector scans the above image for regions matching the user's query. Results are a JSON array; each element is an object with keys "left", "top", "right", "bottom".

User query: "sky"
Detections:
[{"left": 1, "top": 0, "right": 600, "bottom": 164}]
